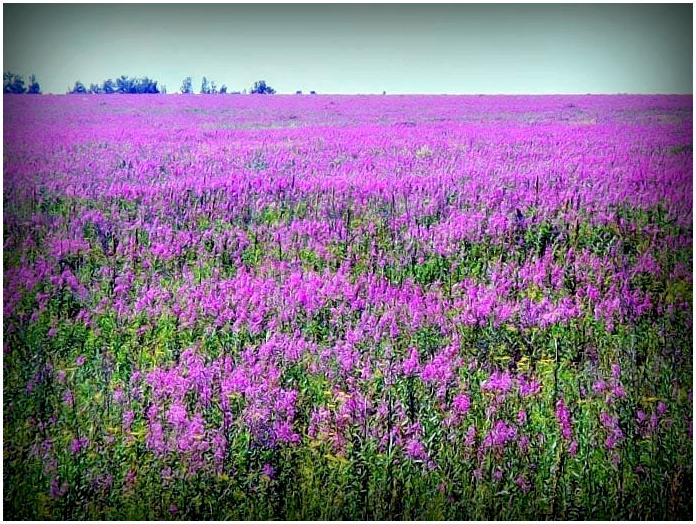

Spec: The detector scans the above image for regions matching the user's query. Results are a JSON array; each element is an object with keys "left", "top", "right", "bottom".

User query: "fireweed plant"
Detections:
[{"left": 3, "top": 94, "right": 693, "bottom": 519}]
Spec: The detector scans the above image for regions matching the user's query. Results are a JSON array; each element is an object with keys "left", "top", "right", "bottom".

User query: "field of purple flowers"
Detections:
[{"left": 3, "top": 94, "right": 693, "bottom": 519}]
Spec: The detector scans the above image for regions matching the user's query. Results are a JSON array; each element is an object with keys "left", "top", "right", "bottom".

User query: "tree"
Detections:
[
  {"left": 27, "top": 74, "right": 41, "bottom": 94},
  {"left": 250, "top": 80, "right": 275, "bottom": 94},
  {"left": 199, "top": 77, "right": 225, "bottom": 94},
  {"left": 4, "top": 72, "right": 27, "bottom": 94},
  {"left": 115, "top": 76, "right": 159, "bottom": 94},
  {"left": 116, "top": 75, "right": 132, "bottom": 94},
  {"left": 135, "top": 77, "right": 158, "bottom": 94},
  {"left": 67, "top": 76, "right": 159, "bottom": 95},
  {"left": 181, "top": 76, "right": 193, "bottom": 94},
  {"left": 68, "top": 81, "right": 87, "bottom": 94},
  {"left": 102, "top": 78, "right": 115, "bottom": 94},
  {"left": 11, "top": 73, "right": 26, "bottom": 93},
  {"left": 3, "top": 72, "right": 13, "bottom": 93}
]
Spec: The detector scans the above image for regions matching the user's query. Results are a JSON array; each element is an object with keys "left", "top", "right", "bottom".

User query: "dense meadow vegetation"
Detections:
[{"left": 3, "top": 94, "right": 693, "bottom": 519}]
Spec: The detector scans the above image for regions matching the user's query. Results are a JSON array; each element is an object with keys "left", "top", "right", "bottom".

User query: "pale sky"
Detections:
[{"left": 3, "top": 4, "right": 693, "bottom": 94}]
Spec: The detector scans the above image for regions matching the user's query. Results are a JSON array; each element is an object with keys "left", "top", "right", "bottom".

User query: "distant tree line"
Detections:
[
  {"left": 4, "top": 72, "right": 41, "bottom": 94},
  {"left": 5, "top": 71, "right": 318, "bottom": 95},
  {"left": 68, "top": 75, "right": 161, "bottom": 94},
  {"left": 181, "top": 77, "right": 278, "bottom": 95},
  {"left": 68, "top": 76, "right": 283, "bottom": 96},
  {"left": 67, "top": 76, "right": 281, "bottom": 95}
]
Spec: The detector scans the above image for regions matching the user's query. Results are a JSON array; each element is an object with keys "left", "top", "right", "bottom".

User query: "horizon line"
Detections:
[{"left": 7, "top": 92, "right": 694, "bottom": 97}]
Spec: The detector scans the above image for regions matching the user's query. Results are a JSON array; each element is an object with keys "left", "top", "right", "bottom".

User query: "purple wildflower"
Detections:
[
  {"left": 452, "top": 393, "right": 471, "bottom": 416},
  {"left": 517, "top": 409, "right": 527, "bottom": 425},
  {"left": 262, "top": 463, "right": 275, "bottom": 479},
  {"left": 167, "top": 402, "right": 188, "bottom": 427},
  {"left": 568, "top": 440, "right": 578, "bottom": 457},
  {"left": 481, "top": 370, "right": 513, "bottom": 395},
  {"left": 63, "top": 389, "right": 74, "bottom": 407},
  {"left": 518, "top": 375, "right": 542, "bottom": 397},
  {"left": 50, "top": 477, "right": 68, "bottom": 498},
  {"left": 464, "top": 425, "right": 476, "bottom": 447},
  {"left": 70, "top": 437, "right": 89, "bottom": 455},
  {"left": 482, "top": 420, "right": 517, "bottom": 450},
  {"left": 515, "top": 475, "right": 531, "bottom": 493},
  {"left": 404, "top": 438, "right": 428, "bottom": 461},
  {"left": 113, "top": 386, "right": 125, "bottom": 404},
  {"left": 555, "top": 398, "right": 573, "bottom": 441},
  {"left": 122, "top": 410, "right": 135, "bottom": 431},
  {"left": 611, "top": 364, "right": 621, "bottom": 379}
]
